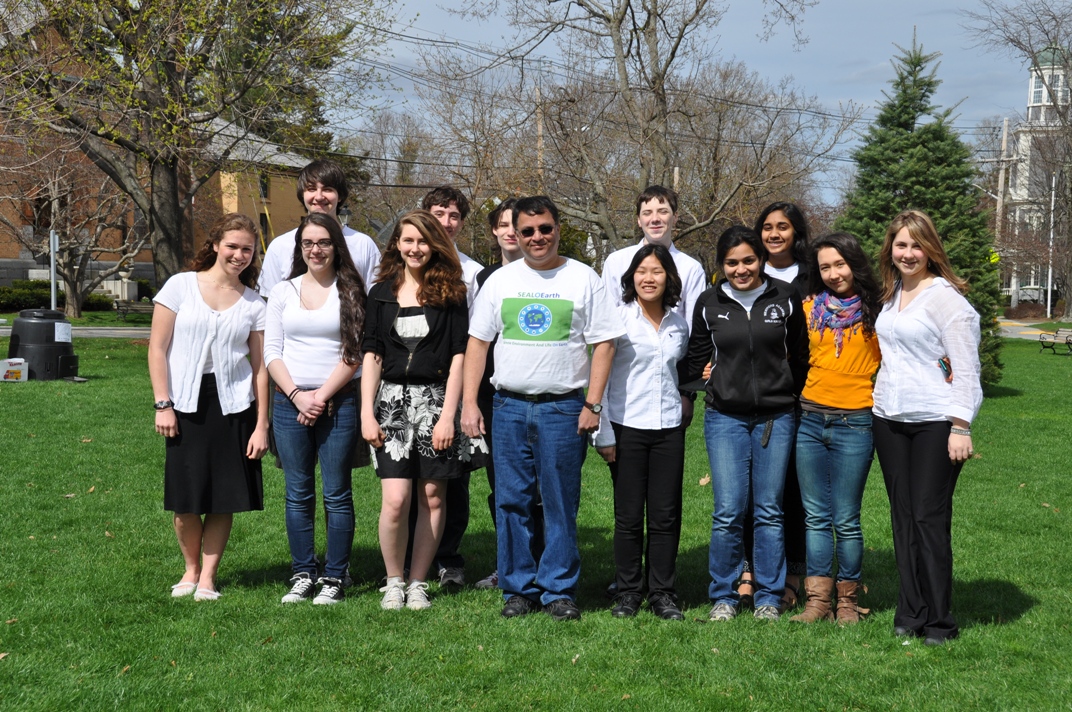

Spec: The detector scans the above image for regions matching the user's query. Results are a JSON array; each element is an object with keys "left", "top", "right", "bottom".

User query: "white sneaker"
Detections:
[
  {"left": 405, "top": 581, "right": 432, "bottom": 610},
  {"left": 474, "top": 570, "right": 498, "bottom": 590},
  {"left": 281, "top": 573, "right": 316, "bottom": 604},
  {"left": 313, "top": 577, "right": 345, "bottom": 605},
  {"left": 379, "top": 577, "right": 406, "bottom": 610},
  {"left": 709, "top": 602, "right": 738, "bottom": 622},
  {"left": 438, "top": 567, "right": 465, "bottom": 588}
]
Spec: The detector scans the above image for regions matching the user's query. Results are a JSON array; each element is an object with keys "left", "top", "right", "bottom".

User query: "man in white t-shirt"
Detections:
[
  {"left": 421, "top": 186, "right": 484, "bottom": 307},
  {"left": 258, "top": 159, "right": 381, "bottom": 297},
  {"left": 600, "top": 185, "right": 707, "bottom": 330},
  {"left": 461, "top": 196, "right": 625, "bottom": 621}
]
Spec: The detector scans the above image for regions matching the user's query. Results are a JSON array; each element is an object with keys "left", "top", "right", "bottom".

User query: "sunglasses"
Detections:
[
  {"left": 300, "top": 239, "right": 334, "bottom": 250},
  {"left": 519, "top": 224, "right": 555, "bottom": 238}
]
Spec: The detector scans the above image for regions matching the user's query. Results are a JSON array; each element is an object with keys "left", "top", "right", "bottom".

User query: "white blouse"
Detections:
[
  {"left": 153, "top": 272, "right": 266, "bottom": 415},
  {"left": 264, "top": 276, "right": 353, "bottom": 388},
  {"left": 872, "top": 278, "right": 983, "bottom": 425},
  {"left": 593, "top": 302, "right": 690, "bottom": 447}
]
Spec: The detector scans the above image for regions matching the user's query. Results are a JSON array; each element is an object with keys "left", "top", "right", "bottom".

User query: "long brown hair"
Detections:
[
  {"left": 376, "top": 210, "right": 466, "bottom": 308},
  {"left": 186, "top": 213, "right": 261, "bottom": 289},
  {"left": 286, "top": 212, "right": 366, "bottom": 365},
  {"left": 879, "top": 209, "right": 968, "bottom": 302}
]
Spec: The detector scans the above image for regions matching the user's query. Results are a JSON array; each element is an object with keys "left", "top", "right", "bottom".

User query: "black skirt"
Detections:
[{"left": 164, "top": 374, "right": 264, "bottom": 514}]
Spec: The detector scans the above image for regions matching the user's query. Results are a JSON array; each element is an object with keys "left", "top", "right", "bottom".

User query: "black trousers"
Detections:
[
  {"left": 873, "top": 416, "right": 962, "bottom": 640},
  {"left": 609, "top": 423, "right": 685, "bottom": 597}
]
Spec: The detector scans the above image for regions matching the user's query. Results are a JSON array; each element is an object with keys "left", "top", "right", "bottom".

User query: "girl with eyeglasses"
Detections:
[{"left": 265, "top": 211, "right": 367, "bottom": 606}]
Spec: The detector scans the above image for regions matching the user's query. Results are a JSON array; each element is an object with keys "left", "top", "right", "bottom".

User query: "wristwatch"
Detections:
[
  {"left": 584, "top": 401, "right": 603, "bottom": 414},
  {"left": 154, "top": 399, "right": 175, "bottom": 411}
]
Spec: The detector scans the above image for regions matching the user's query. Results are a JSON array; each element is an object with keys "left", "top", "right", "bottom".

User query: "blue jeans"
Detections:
[
  {"left": 794, "top": 410, "right": 873, "bottom": 581},
  {"left": 704, "top": 408, "right": 796, "bottom": 607},
  {"left": 273, "top": 390, "right": 357, "bottom": 579},
  {"left": 492, "top": 391, "right": 587, "bottom": 605}
]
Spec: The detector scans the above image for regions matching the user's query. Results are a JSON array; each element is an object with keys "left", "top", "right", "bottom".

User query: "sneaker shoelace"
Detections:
[{"left": 318, "top": 579, "right": 342, "bottom": 597}]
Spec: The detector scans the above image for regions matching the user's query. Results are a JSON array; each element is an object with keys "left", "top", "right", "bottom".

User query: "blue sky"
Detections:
[{"left": 373, "top": 0, "right": 1030, "bottom": 198}]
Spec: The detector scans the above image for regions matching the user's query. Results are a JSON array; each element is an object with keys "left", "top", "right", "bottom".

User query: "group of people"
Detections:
[{"left": 148, "top": 159, "right": 982, "bottom": 644}]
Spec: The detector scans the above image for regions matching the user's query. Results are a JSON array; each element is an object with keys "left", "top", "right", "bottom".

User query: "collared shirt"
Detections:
[
  {"left": 872, "top": 278, "right": 982, "bottom": 424},
  {"left": 601, "top": 241, "right": 707, "bottom": 332},
  {"left": 458, "top": 250, "right": 484, "bottom": 308},
  {"left": 593, "top": 302, "right": 689, "bottom": 447}
]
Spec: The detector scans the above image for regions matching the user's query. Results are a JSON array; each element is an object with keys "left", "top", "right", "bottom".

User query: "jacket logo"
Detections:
[
  {"left": 717, "top": 312, "right": 730, "bottom": 320},
  {"left": 763, "top": 303, "right": 787, "bottom": 324}
]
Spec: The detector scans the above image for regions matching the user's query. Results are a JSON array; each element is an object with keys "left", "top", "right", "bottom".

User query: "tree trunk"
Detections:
[{"left": 149, "top": 158, "right": 188, "bottom": 285}]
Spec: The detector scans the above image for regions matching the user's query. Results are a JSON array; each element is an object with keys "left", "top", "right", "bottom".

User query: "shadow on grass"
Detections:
[{"left": 983, "top": 385, "right": 1024, "bottom": 399}]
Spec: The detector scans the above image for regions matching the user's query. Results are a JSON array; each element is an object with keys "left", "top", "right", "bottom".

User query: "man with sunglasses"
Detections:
[{"left": 461, "top": 196, "right": 624, "bottom": 621}]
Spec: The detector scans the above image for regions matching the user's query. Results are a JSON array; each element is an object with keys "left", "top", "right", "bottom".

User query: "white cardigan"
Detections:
[
  {"left": 872, "top": 278, "right": 983, "bottom": 425},
  {"left": 153, "top": 272, "right": 266, "bottom": 414}
]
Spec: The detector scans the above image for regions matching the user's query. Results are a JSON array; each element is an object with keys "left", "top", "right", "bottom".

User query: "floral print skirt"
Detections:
[{"left": 372, "top": 380, "right": 488, "bottom": 479}]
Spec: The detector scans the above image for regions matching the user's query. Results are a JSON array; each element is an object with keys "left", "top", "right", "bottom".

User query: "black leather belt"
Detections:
[{"left": 497, "top": 388, "right": 582, "bottom": 403}]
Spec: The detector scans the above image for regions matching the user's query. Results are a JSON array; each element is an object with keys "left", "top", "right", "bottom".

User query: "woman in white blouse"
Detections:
[
  {"left": 148, "top": 213, "right": 269, "bottom": 601},
  {"left": 265, "top": 212, "right": 367, "bottom": 606},
  {"left": 595, "top": 244, "right": 690, "bottom": 621},
  {"left": 872, "top": 209, "right": 982, "bottom": 646}
]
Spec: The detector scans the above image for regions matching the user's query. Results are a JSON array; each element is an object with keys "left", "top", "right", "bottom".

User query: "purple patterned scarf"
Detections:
[{"left": 809, "top": 291, "right": 863, "bottom": 358}]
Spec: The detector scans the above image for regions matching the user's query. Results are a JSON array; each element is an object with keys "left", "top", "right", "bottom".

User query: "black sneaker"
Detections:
[
  {"left": 501, "top": 595, "right": 540, "bottom": 618},
  {"left": 281, "top": 573, "right": 316, "bottom": 604},
  {"left": 313, "top": 577, "right": 345, "bottom": 605},
  {"left": 545, "top": 598, "right": 581, "bottom": 621}
]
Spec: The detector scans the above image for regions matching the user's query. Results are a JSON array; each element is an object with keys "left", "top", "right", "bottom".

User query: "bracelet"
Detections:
[
  {"left": 950, "top": 427, "right": 971, "bottom": 436},
  {"left": 288, "top": 387, "right": 300, "bottom": 402}
]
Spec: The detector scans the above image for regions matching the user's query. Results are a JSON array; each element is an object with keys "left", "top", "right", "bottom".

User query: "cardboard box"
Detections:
[{"left": 2, "top": 358, "right": 28, "bottom": 382}]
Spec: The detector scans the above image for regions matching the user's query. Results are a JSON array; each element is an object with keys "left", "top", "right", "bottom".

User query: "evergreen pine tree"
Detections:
[{"left": 835, "top": 39, "right": 1003, "bottom": 387}]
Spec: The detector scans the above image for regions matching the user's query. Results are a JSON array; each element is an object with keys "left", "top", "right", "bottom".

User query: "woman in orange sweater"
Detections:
[{"left": 790, "top": 232, "right": 882, "bottom": 624}]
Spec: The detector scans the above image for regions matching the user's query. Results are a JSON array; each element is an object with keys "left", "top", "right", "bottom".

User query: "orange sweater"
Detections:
[{"left": 800, "top": 297, "right": 882, "bottom": 410}]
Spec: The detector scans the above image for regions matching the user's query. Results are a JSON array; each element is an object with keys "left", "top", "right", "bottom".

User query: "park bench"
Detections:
[
  {"left": 1038, "top": 327, "right": 1072, "bottom": 354},
  {"left": 114, "top": 299, "right": 154, "bottom": 320}
]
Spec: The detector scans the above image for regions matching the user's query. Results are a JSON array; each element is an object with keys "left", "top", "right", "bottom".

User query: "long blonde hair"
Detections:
[{"left": 879, "top": 209, "right": 968, "bottom": 302}]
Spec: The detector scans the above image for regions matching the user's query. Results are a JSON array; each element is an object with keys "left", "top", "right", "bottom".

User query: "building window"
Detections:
[
  {"left": 1033, "top": 74, "right": 1045, "bottom": 104},
  {"left": 259, "top": 172, "right": 270, "bottom": 200}
]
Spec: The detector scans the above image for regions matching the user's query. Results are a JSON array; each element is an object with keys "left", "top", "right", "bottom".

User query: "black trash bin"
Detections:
[{"left": 7, "top": 309, "right": 79, "bottom": 381}]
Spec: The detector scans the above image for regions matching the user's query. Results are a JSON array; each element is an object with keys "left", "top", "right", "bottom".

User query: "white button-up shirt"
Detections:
[
  {"left": 593, "top": 302, "right": 690, "bottom": 447},
  {"left": 872, "top": 278, "right": 983, "bottom": 425}
]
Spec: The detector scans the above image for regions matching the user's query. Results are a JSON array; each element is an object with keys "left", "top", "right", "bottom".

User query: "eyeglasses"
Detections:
[
  {"left": 519, "top": 224, "right": 555, "bottom": 238},
  {"left": 300, "top": 239, "right": 334, "bottom": 251}
]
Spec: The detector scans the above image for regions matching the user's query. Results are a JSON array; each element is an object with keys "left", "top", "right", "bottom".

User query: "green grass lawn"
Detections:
[
  {"left": 1032, "top": 321, "right": 1072, "bottom": 331},
  {"left": 1, "top": 337, "right": 1070, "bottom": 710}
]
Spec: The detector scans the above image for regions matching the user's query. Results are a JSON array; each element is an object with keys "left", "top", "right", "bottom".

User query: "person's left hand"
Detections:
[
  {"left": 681, "top": 395, "right": 695, "bottom": 428},
  {"left": 432, "top": 417, "right": 455, "bottom": 451},
  {"left": 948, "top": 432, "right": 973, "bottom": 464},
  {"left": 247, "top": 426, "right": 269, "bottom": 459},
  {"left": 596, "top": 445, "right": 616, "bottom": 463}
]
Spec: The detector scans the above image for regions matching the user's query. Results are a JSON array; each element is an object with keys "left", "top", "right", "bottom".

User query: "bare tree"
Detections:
[
  {"left": 413, "top": 0, "right": 855, "bottom": 268},
  {"left": 0, "top": 126, "right": 146, "bottom": 317},
  {"left": 965, "top": 0, "right": 1072, "bottom": 316}
]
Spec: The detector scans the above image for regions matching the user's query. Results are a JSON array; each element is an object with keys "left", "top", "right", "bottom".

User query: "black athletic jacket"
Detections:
[{"left": 678, "top": 277, "right": 809, "bottom": 416}]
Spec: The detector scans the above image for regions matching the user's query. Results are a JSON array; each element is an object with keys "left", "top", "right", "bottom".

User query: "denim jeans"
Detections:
[
  {"left": 492, "top": 391, "right": 587, "bottom": 605},
  {"left": 794, "top": 410, "right": 873, "bottom": 581},
  {"left": 272, "top": 390, "right": 356, "bottom": 579},
  {"left": 704, "top": 408, "right": 796, "bottom": 607}
]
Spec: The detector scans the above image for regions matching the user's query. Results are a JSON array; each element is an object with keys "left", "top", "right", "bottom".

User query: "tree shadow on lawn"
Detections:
[{"left": 983, "top": 385, "right": 1024, "bottom": 399}]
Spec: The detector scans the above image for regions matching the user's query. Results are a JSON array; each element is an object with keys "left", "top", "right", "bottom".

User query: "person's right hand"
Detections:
[
  {"left": 155, "top": 409, "right": 179, "bottom": 438},
  {"left": 596, "top": 445, "right": 616, "bottom": 463},
  {"left": 460, "top": 402, "right": 485, "bottom": 439}
]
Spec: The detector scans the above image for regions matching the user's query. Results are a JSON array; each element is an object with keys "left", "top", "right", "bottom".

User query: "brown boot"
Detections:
[
  {"left": 835, "top": 580, "right": 870, "bottom": 624},
  {"left": 789, "top": 576, "right": 835, "bottom": 623}
]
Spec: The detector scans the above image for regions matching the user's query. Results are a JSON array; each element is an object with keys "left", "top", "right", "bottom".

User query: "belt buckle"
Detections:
[{"left": 523, "top": 393, "right": 540, "bottom": 402}]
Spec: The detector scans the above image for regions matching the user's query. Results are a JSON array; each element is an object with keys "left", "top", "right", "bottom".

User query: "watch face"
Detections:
[{"left": 588, "top": 402, "right": 603, "bottom": 413}]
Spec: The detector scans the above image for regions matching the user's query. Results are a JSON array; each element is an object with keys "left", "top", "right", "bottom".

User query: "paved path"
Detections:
[
  {"left": 999, "top": 318, "right": 1049, "bottom": 341},
  {"left": 0, "top": 326, "right": 150, "bottom": 339}
]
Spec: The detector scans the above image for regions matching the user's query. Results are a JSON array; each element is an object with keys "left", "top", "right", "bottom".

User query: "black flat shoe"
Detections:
[
  {"left": 893, "top": 626, "right": 920, "bottom": 637},
  {"left": 648, "top": 593, "right": 684, "bottom": 621},
  {"left": 611, "top": 593, "right": 643, "bottom": 618}
]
